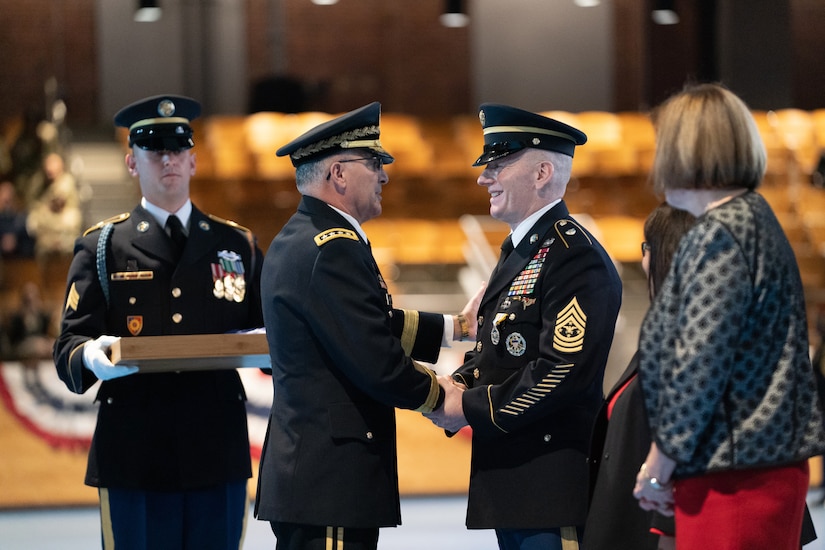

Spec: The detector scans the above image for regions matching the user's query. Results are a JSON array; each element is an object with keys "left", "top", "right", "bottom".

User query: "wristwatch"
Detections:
[{"left": 456, "top": 313, "right": 470, "bottom": 341}]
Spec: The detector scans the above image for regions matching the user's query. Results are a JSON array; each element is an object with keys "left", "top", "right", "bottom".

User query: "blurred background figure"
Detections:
[
  {"left": 0, "top": 179, "right": 34, "bottom": 259},
  {"left": 26, "top": 152, "right": 82, "bottom": 280},
  {"left": 1, "top": 281, "right": 56, "bottom": 367}
]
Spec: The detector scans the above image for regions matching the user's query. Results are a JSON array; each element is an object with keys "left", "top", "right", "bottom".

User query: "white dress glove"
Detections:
[{"left": 82, "top": 335, "right": 139, "bottom": 380}]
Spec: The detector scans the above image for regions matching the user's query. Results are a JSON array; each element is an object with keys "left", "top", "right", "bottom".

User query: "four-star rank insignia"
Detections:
[{"left": 553, "top": 296, "right": 586, "bottom": 353}]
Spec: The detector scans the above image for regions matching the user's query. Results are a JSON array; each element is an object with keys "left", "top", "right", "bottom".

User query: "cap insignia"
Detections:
[
  {"left": 479, "top": 110, "right": 486, "bottom": 126},
  {"left": 158, "top": 99, "right": 176, "bottom": 117},
  {"left": 532, "top": 138, "right": 541, "bottom": 145}
]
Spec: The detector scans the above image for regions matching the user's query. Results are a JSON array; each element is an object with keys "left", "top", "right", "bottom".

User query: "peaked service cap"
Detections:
[
  {"left": 276, "top": 102, "right": 394, "bottom": 167},
  {"left": 473, "top": 103, "right": 587, "bottom": 166},
  {"left": 114, "top": 94, "right": 201, "bottom": 151}
]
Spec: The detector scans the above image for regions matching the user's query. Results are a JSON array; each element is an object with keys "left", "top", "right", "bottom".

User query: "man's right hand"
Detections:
[{"left": 82, "top": 335, "right": 139, "bottom": 381}]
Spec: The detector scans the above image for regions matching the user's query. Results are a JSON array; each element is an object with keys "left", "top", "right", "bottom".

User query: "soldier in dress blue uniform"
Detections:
[
  {"left": 53, "top": 95, "right": 264, "bottom": 550},
  {"left": 254, "top": 102, "right": 481, "bottom": 550},
  {"left": 425, "top": 104, "right": 623, "bottom": 550}
]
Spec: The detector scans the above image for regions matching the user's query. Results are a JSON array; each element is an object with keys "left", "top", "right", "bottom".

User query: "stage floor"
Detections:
[{"left": 2, "top": 492, "right": 825, "bottom": 549}]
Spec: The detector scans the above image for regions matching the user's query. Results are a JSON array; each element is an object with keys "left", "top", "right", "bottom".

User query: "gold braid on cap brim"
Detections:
[{"left": 291, "top": 125, "right": 380, "bottom": 160}]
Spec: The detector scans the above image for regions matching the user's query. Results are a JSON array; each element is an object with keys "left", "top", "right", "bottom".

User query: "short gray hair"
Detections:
[{"left": 295, "top": 157, "right": 328, "bottom": 192}]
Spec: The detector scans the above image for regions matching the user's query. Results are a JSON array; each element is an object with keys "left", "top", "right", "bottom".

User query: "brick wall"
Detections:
[
  {"left": 0, "top": 0, "right": 468, "bottom": 133},
  {"left": 0, "top": 0, "right": 97, "bottom": 130}
]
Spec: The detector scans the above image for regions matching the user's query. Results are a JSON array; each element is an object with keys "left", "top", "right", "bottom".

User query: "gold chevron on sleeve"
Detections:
[
  {"left": 65, "top": 282, "right": 80, "bottom": 311},
  {"left": 553, "top": 296, "right": 586, "bottom": 353}
]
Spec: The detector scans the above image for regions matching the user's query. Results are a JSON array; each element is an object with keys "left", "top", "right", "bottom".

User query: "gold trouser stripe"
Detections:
[
  {"left": 326, "top": 526, "right": 344, "bottom": 550},
  {"left": 99, "top": 488, "right": 116, "bottom": 550},
  {"left": 400, "top": 309, "right": 419, "bottom": 356},
  {"left": 560, "top": 525, "right": 579, "bottom": 550}
]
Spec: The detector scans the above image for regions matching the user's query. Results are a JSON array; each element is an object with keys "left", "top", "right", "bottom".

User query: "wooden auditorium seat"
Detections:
[
  {"left": 244, "top": 111, "right": 295, "bottom": 180},
  {"left": 203, "top": 115, "right": 253, "bottom": 180},
  {"left": 447, "top": 114, "right": 485, "bottom": 177},
  {"left": 772, "top": 108, "right": 819, "bottom": 177},
  {"left": 811, "top": 109, "right": 825, "bottom": 151},
  {"left": 617, "top": 111, "right": 656, "bottom": 174},
  {"left": 379, "top": 113, "right": 433, "bottom": 178},
  {"left": 752, "top": 111, "right": 793, "bottom": 185},
  {"left": 575, "top": 111, "right": 638, "bottom": 177}
]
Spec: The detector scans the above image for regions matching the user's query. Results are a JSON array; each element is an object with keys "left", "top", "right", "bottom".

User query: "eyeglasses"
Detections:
[
  {"left": 641, "top": 242, "right": 651, "bottom": 256},
  {"left": 480, "top": 153, "right": 524, "bottom": 179},
  {"left": 327, "top": 156, "right": 384, "bottom": 179}
]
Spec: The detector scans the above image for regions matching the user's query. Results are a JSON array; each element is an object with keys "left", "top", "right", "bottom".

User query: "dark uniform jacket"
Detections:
[
  {"left": 453, "top": 201, "right": 622, "bottom": 529},
  {"left": 255, "top": 196, "right": 444, "bottom": 528},
  {"left": 584, "top": 352, "right": 673, "bottom": 549},
  {"left": 54, "top": 204, "right": 263, "bottom": 491}
]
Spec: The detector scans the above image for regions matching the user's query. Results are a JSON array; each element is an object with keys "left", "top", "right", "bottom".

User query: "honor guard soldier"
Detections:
[
  {"left": 425, "top": 104, "right": 623, "bottom": 550},
  {"left": 254, "top": 102, "right": 482, "bottom": 550},
  {"left": 53, "top": 95, "right": 264, "bottom": 550}
]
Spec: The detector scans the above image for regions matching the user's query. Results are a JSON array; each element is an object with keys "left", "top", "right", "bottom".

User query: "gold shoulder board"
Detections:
[
  {"left": 314, "top": 228, "right": 360, "bottom": 247},
  {"left": 82, "top": 212, "right": 130, "bottom": 236}
]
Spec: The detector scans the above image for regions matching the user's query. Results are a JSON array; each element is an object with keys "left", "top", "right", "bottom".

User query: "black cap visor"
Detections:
[
  {"left": 473, "top": 140, "right": 533, "bottom": 167},
  {"left": 130, "top": 125, "right": 194, "bottom": 151}
]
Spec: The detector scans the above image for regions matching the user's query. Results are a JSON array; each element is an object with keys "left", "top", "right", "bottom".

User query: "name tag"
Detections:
[{"left": 111, "top": 271, "right": 154, "bottom": 281}]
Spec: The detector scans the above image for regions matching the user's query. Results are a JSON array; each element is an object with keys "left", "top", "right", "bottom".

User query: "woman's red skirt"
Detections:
[{"left": 674, "top": 461, "right": 809, "bottom": 550}]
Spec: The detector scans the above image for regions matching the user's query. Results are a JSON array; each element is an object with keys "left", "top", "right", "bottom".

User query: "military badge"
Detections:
[
  {"left": 506, "top": 332, "right": 526, "bottom": 356},
  {"left": 127, "top": 315, "right": 143, "bottom": 336},
  {"left": 508, "top": 247, "right": 548, "bottom": 296},
  {"left": 553, "top": 296, "right": 586, "bottom": 353},
  {"left": 490, "top": 326, "right": 500, "bottom": 345},
  {"left": 211, "top": 250, "right": 246, "bottom": 302}
]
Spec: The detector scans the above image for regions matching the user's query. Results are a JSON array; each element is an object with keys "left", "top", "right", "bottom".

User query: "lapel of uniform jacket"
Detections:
[
  {"left": 185, "top": 207, "right": 217, "bottom": 264},
  {"left": 131, "top": 205, "right": 178, "bottom": 264},
  {"left": 480, "top": 202, "right": 568, "bottom": 310}
]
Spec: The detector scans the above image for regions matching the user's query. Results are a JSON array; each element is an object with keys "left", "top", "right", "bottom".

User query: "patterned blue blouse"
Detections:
[{"left": 639, "top": 191, "right": 825, "bottom": 478}]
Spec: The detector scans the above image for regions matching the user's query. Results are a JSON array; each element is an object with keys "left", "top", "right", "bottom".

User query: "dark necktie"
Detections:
[
  {"left": 165, "top": 215, "right": 187, "bottom": 257},
  {"left": 491, "top": 235, "right": 514, "bottom": 279}
]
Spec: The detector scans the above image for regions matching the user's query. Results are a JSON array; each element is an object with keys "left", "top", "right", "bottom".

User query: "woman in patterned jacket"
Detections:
[{"left": 631, "top": 83, "right": 825, "bottom": 549}]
